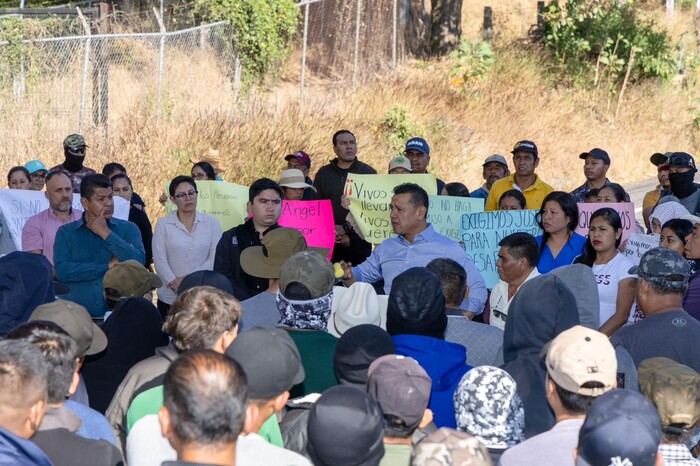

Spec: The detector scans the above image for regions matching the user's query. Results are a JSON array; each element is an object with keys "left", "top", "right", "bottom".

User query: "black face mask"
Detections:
[
  {"left": 63, "top": 149, "right": 85, "bottom": 172},
  {"left": 669, "top": 170, "right": 697, "bottom": 199}
]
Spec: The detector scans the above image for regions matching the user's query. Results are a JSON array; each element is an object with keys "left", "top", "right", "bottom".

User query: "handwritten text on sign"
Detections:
[
  {"left": 427, "top": 195, "right": 484, "bottom": 245},
  {"left": 575, "top": 202, "right": 637, "bottom": 242},
  {"left": 461, "top": 210, "right": 542, "bottom": 288},
  {"left": 624, "top": 233, "right": 660, "bottom": 266},
  {"left": 0, "top": 189, "right": 130, "bottom": 251},
  {"left": 345, "top": 174, "right": 438, "bottom": 244},
  {"left": 165, "top": 180, "right": 249, "bottom": 231},
  {"left": 278, "top": 200, "right": 335, "bottom": 260}
]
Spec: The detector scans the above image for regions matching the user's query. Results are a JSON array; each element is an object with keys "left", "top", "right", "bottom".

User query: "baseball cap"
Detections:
[
  {"left": 366, "top": 354, "right": 432, "bottom": 430},
  {"left": 404, "top": 137, "right": 430, "bottom": 155},
  {"left": 29, "top": 300, "right": 107, "bottom": 357},
  {"left": 578, "top": 148, "right": 610, "bottom": 165},
  {"left": 650, "top": 152, "right": 673, "bottom": 167},
  {"left": 628, "top": 247, "right": 690, "bottom": 290},
  {"left": 412, "top": 428, "right": 493, "bottom": 466},
  {"left": 63, "top": 134, "right": 88, "bottom": 149},
  {"left": 177, "top": 270, "right": 234, "bottom": 295},
  {"left": 278, "top": 169, "right": 317, "bottom": 192},
  {"left": 638, "top": 357, "right": 700, "bottom": 431},
  {"left": 225, "top": 327, "right": 304, "bottom": 399},
  {"left": 279, "top": 251, "right": 335, "bottom": 299},
  {"left": 102, "top": 260, "right": 162, "bottom": 297},
  {"left": 333, "top": 324, "right": 395, "bottom": 386},
  {"left": 668, "top": 152, "right": 697, "bottom": 171},
  {"left": 307, "top": 385, "right": 385, "bottom": 466},
  {"left": 576, "top": 389, "right": 661, "bottom": 466},
  {"left": 388, "top": 155, "right": 412, "bottom": 172},
  {"left": 511, "top": 140, "right": 538, "bottom": 157},
  {"left": 240, "top": 228, "right": 328, "bottom": 279},
  {"left": 546, "top": 325, "right": 617, "bottom": 396},
  {"left": 482, "top": 154, "right": 508, "bottom": 168},
  {"left": 25, "top": 160, "right": 48, "bottom": 174},
  {"left": 284, "top": 151, "right": 311, "bottom": 169}
]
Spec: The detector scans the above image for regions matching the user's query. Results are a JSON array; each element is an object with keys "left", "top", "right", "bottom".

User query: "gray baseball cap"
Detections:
[{"left": 628, "top": 247, "right": 690, "bottom": 290}]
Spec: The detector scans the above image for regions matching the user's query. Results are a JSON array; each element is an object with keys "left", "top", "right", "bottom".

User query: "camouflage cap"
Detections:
[
  {"left": 628, "top": 247, "right": 690, "bottom": 290},
  {"left": 411, "top": 428, "right": 493, "bottom": 466},
  {"left": 638, "top": 357, "right": 700, "bottom": 431},
  {"left": 63, "top": 134, "right": 88, "bottom": 148}
]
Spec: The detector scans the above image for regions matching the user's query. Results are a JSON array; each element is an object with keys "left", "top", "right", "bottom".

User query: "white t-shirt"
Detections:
[
  {"left": 591, "top": 253, "right": 637, "bottom": 326},
  {"left": 489, "top": 268, "right": 540, "bottom": 331}
]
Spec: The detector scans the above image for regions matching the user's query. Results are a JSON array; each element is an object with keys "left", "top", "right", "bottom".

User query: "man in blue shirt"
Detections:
[
  {"left": 55, "top": 174, "right": 145, "bottom": 318},
  {"left": 341, "top": 183, "right": 487, "bottom": 316}
]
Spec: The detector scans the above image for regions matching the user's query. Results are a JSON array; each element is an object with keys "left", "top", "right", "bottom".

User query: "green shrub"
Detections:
[
  {"left": 194, "top": 0, "right": 299, "bottom": 85},
  {"left": 540, "top": 0, "right": 676, "bottom": 84},
  {"left": 376, "top": 106, "right": 425, "bottom": 155},
  {"left": 448, "top": 39, "right": 495, "bottom": 92}
]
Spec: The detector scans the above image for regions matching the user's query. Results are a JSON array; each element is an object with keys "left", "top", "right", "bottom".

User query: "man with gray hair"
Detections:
[
  {"left": 611, "top": 247, "right": 700, "bottom": 372},
  {"left": 0, "top": 339, "right": 52, "bottom": 465},
  {"left": 471, "top": 154, "right": 510, "bottom": 200}
]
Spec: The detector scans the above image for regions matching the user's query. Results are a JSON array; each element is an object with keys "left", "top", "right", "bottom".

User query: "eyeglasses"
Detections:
[
  {"left": 492, "top": 309, "right": 507, "bottom": 321},
  {"left": 30, "top": 173, "right": 47, "bottom": 179},
  {"left": 174, "top": 190, "right": 198, "bottom": 200},
  {"left": 193, "top": 173, "right": 208, "bottom": 180}
]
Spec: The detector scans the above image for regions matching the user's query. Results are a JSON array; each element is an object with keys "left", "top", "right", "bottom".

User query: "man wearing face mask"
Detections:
[
  {"left": 667, "top": 152, "right": 700, "bottom": 215},
  {"left": 50, "top": 134, "right": 97, "bottom": 194}
]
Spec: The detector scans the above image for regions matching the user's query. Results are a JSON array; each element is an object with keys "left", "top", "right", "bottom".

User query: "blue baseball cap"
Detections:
[
  {"left": 404, "top": 137, "right": 430, "bottom": 155},
  {"left": 25, "top": 160, "right": 48, "bottom": 174}
]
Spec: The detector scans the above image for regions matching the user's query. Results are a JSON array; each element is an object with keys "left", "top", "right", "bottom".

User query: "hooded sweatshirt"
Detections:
[
  {"left": 388, "top": 267, "right": 470, "bottom": 428},
  {"left": 501, "top": 274, "right": 580, "bottom": 439}
]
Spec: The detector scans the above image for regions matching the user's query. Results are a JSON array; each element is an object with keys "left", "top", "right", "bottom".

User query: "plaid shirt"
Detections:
[{"left": 659, "top": 443, "right": 700, "bottom": 465}]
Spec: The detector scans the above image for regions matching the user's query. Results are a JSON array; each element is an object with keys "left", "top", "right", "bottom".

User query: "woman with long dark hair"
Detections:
[
  {"left": 659, "top": 218, "right": 698, "bottom": 273},
  {"left": 535, "top": 191, "right": 586, "bottom": 273},
  {"left": 575, "top": 208, "right": 637, "bottom": 336}
]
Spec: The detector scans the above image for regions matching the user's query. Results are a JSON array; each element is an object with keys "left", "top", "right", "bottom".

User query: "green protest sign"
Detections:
[
  {"left": 427, "top": 195, "right": 484, "bottom": 245},
  {"left": 165, "top": 180, "right": 249, "bottom": 231}
]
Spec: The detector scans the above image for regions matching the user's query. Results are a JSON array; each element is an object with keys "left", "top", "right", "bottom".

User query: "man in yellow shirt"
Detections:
[
  {"left": 641, "top": 152, "right": 672, "bottom": 229},
  {"left": 485, "top": 140, "right": 555, "bottom": 211}
]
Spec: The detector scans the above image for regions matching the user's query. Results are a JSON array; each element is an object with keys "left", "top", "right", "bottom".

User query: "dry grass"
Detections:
[{"left": 1, "top": 2, "right": 698, "bottom": 224}]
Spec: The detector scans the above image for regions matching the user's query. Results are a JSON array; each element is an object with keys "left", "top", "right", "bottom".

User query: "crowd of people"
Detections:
[{"left": 1, "top": 131, "right": 700, "bottom": 466}]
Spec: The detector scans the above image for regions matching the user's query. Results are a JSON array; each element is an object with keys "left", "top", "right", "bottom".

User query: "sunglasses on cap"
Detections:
[{"left": 67, "top": 146, "right": 86, "bottom": 154}]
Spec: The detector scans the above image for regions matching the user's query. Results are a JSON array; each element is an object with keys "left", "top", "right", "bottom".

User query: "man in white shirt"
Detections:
[
  {"left": 489, "top": 232, "right": 540, "bottom": 330},
  {"left": 498, "top": 325, "right": 617, "bottom": 466}
]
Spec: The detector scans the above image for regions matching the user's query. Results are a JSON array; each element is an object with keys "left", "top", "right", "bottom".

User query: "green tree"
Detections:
[{"left": 195, "top": 0, "right": 299, "bottom": 85}]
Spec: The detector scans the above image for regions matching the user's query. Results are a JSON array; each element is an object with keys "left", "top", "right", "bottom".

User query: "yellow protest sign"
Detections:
[
  {"left": 165, "top": 180, "right": 249, "bottom": 231},
  {"left": 345, "top": 174, "right": 437, "bottom": 243}
]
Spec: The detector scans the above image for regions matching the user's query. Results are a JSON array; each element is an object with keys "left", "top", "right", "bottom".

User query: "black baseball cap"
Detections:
[
  {"left": 225, "top": 327, "right": 305, "bottom": 399},
  {"left": 511, "top": 140, "right": 538, "bottom": 157},
  {"left": 650, "top": 152, "right": 673, "bottom": 167},
  {"left": 668, "top": 152, "right": 697, "bottom": 172},
  {"left": 579, "top": 148, "right": 610, "bottom": 165}
]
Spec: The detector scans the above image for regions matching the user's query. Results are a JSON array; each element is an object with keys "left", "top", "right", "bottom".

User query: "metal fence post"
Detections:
[
  {"left": 300, "top": 2, "right": 310, "bottom": 102},
  {"left": 392, "top": 0, "right": 397, "bottom": 67},
  {"left": 233, "top": 55, "right": 241, "bottom": 111},
  {"left": 483, "top": 7, "right": 493, "bottom": 41},
  {"left": 154, "top": 7, "right": 166, "bottom": 118},
  {"left": 667, "top": 0, "right": 674, "bottom": 17},
  {"left": 353, "top": 0, "right": 362, "bottom": 86},
  {"left": 77, "top": 7, "right": 91, "bottom": 134}
]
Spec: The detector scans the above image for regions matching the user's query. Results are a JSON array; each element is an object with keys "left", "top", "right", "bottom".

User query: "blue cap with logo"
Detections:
[
  {"left": 628, "top": 247, "right": 690, "bottom": 290},
  {"left": 404, "top": 137, "right": 430, "bottom": 155},
  {"left": 576, "top": 389, "right": 661, "bottom": 466},
  {"left": 25, "top": 160, "right": 48, "bottom": 174},
  {"left": 511, "top": 140, "right": 538, "bottom": 157}
]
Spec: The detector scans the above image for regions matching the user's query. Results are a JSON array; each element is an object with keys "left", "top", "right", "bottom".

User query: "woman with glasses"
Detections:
[
  {"left": 152, "top": 175, "right": 222, "bottom": 317},
  {"left": 191, "top": 161, "right": 217, "bottom": 181}
]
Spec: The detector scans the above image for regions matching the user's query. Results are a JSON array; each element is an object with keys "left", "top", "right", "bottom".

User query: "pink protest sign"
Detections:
[
  {"left": 575, "top": 202, "right": 637, "bottom": 242},
  {"left": 279, "top": 199, "right": 335, "bottom": 260}
]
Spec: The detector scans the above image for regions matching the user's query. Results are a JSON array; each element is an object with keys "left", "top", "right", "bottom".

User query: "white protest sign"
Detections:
[
  {"left": 427, "top": 195, "right": 484, "bottom": 244},
  {"left": 624, "top": 233, "right": 660, "bottom": 266},
  {"left": 0, "top": 189, "right": 130, "bottom": 250}
]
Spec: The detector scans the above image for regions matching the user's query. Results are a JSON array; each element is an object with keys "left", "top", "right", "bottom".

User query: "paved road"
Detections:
[{"left": 627, "top": 177, "right": 657, "bottom": 224}]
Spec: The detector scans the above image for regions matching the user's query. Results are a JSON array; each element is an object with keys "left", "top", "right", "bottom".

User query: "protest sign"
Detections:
[
  {"left": 575, "top": 202, "right": 636, "bottom": 242},
  {"left": 461, "top": 210, "right": 542, "bottom": 288},
  {"left": 165, "top": 180, "right": 248, "bottom": 231},
  {"left": 279, "top": 200, "right": 335, "bottom": 260},
  {"left": 624, "top": 233, "right": 659, "bottom": 265},
  {"left": 427, "top": 195, "right": 484, "bottom": 244},
  {"left": 345, "top": 174, "right": 437, "bottom": 243},
  {"left": 0, "top": 189, "right": 130, "bottom": 251}
]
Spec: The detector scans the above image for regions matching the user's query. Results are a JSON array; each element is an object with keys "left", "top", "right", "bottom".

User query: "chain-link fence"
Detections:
[{"left": 0, "top": 0, "right": 407, "bottom": 154}]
